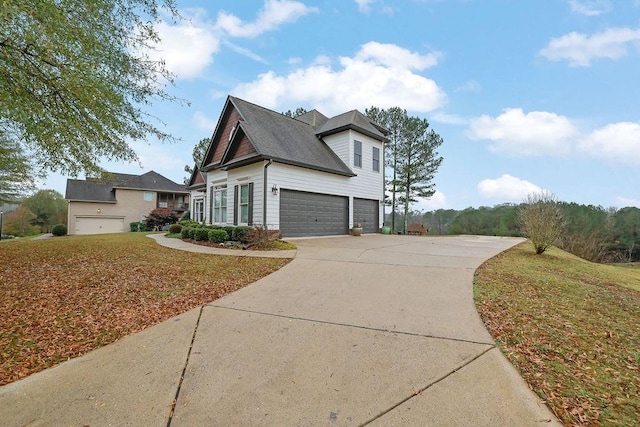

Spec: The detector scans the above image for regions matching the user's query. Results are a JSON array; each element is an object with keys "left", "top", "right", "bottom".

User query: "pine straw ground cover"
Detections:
[
  {"left": 0, "top": 233, "right": 290, "bottom": 386},
  {"left": 474, "top": 242, "right": 639, "bottom": 426}
]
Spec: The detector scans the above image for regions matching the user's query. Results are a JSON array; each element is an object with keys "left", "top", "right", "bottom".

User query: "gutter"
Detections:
[{"left": 263, "top": 159, "right": 273, "bottom": 227}]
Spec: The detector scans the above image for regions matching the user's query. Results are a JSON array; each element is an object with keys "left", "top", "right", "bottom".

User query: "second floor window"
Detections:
[
  {"left": 373, "top": 146, "right": 380, "bottom": 172},
  {"left": 354, "top": 140, "right": 362, "bottom": 168}
]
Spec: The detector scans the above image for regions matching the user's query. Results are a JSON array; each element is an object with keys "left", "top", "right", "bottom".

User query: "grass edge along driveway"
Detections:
[
  {"left": 474, "top": 242, "right": 639, "bottom": 426},
  {"left": 0, "top": 233, "right": 290, "bottom": 386}
]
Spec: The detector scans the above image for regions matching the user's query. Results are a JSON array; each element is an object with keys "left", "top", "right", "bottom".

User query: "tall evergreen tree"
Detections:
[
  {"left": 184, "top": 137, "right": 211, "bottom": 183},
  {"left": 366, "top": 107, "right": 443, "bottom": 233},
  {"left": 395, "top": 116, "right": 443, "bottom": 234}
]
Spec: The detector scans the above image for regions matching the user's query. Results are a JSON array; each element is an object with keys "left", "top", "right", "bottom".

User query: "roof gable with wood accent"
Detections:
[{"left": 202, "top": 96, "right": 389, "bottom": 177}]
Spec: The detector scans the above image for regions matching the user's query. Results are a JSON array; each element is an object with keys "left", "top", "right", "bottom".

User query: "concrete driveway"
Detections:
[{"left": 0, "top": 234, "right": 560, "bottom": 426}]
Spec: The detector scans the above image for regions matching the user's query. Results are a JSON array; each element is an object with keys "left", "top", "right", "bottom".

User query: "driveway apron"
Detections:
[{"left": 0, "top": 234, "right": 560, "bottom": 426}]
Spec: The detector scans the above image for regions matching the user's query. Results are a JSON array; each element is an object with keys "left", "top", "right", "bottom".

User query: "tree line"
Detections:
[
  {"left": 399, "top": 202, "right": 640, "bottom": 263},
  {"left": 1, "top": 190, "right": 67, "bottom": 237}
]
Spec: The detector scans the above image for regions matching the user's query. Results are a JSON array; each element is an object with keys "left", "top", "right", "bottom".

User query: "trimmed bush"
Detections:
[
  {"left": 168, "top": 223, "right": 182, "bottom": 234},
  {"left": 181, "top": 227, "right": 193, "bottom": 239},
  {"left": 51, "top": 224, "right": 67, "bottom": 236},
  {"left": 208, "top": 229, "right": 228, "bottom": 243},
  {"left": 194, "top": 228, "right": 210, "bottom": 241},
  {"left": 223, "top": 226, "right": 236, "bottom": 240},
  {"left": 232, "top": 226, "right": 252, "bottom": 243}
]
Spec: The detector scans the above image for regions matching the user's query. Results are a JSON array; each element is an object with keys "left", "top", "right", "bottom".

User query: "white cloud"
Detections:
[
  {"left": 215, "top": 0, "right": 318, "bottom": 38},
  {"left": 431, "top": 113, "right": 467, "bottom": 125},
  {"left": 223, "top": 40, "right": 267, "bottom": 63},
  {"left": 355, "top": 0, "right": 375, "bottom": 14},
  {"left": 412, "top": 190, "right": 448, "bottom": 211},
  {"left": 454, "top": 80, "right": 481, "bottom": 93},
  {"left": 540, "top": 27, "right": 640, "bottom": 67},
  {"left": 467, "top": 108, "right": 576, "bottom": 156},
  {"left": 568, "top": 0, "right": 610, "bottom": 16},
  {"left": 355, "top": 41, "right": 440, "bottom": 71},
  {"left": 193, "top": 112, "right": 217, "bottom": 132},
  {"left": 231, "top": 42, "right": 446, "bottom": 115},
  {"left": 478, "top": 175, "right": 543, "bottom": 201},
  {"left": 578, "top": 122, "right": 640, "bottom": 165},
  {"left": 150, "top": 14, "right": 220, "bottom": 79}
]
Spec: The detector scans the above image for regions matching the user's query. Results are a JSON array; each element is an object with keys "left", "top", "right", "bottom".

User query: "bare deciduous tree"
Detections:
[{"left": 518, "top": 191, "right": 563, "bottom": 255}]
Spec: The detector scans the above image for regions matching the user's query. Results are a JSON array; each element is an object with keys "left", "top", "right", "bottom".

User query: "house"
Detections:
[
  {"left": 65, "top": 171, "right": 189, "bottom": 235},
  {"left": 188, "top": 96, "right": 387, "bottom": 237}
]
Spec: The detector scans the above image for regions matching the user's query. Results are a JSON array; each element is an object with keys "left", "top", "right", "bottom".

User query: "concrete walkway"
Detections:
[{"left": 0, "top": 234, "right": 560, "bottom": 426}]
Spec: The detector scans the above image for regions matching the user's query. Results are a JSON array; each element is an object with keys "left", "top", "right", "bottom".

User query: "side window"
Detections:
[
  {"left": 373, "top": 146, "right": 380, "bottom": 172},
  {"left": 143, "top": 191, "right": 153, "bottom": 201},
  {"left": 354, "top": 140, "right": 362, "bottom": 168}
]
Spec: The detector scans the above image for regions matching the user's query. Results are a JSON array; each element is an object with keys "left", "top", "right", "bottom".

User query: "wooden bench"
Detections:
[{"left": 407, "top": 223, "right": 428, "bottom": 236}]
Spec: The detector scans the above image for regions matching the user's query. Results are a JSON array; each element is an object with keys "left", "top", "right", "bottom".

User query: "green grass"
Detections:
[
  {"left": 0, "top": 233, "right": 291, "bottom": 386},
  {"left": 474, "top": 242, "right": 640, "bottom": 426}
]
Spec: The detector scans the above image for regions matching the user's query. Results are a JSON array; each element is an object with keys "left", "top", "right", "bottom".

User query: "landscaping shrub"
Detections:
[
  {"left": 181, "top": 227, "right": 193, "bottom": 239},
  {"left": 194, "top": 228, "right": 210, "bottom": 241},
  {"left": 208, "top": 229, "right": 228, "bottom": 243},
  {"left": 168, "top": 223, "right": 182, "bottom": 234},
  {"left": 233, "top": 226, "right": 252, "bottom": 243},
  {"left": 51, "top": 224, "right": 67, "bottom": 236},
  {"left": 178, "top": 219, "right": 199, "bottom": 228},
  {"left": 223, "top": 226, "right": 236, "bottom": 240},
  {"left": 129, "top": 221, "right": 152, "bottom": 232}
]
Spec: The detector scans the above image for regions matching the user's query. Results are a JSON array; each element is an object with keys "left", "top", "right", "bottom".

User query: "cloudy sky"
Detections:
[{"left": 43, "top": 0, "right": 640, "bottom": 211}]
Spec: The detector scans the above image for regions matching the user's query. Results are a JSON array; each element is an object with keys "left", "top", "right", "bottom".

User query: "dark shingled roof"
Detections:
[
  {"left": 65, "top": 171, "right": 187, "bottom": 202},
  {"left": 316, "top": 109, "right": 388, "bottom": 141},
  {"left": 226, "top": 97, "right": 357, "bottom": 176}
]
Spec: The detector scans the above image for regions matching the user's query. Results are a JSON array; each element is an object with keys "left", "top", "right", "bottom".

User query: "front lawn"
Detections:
[
  {"left": 474, "top": 242, "right": 640, "bottom": 426},
  {"left": 0, "top": 233, "right": 290, "bottom": 386}
]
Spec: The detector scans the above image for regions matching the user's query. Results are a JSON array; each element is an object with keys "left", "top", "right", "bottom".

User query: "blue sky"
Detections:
[{"left": 43, "top": 0, "right": 640, "bottom": 211}]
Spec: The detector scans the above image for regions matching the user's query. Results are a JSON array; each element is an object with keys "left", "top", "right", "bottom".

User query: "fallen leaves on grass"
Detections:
[
  {"left": 0, "top": 233, "right": 290, "bottom": 386},
  {"left": 474, "top": 243, "right": 640, "bottom": 426}
]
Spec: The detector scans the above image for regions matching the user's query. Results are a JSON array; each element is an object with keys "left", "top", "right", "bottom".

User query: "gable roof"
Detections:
[
  {"left": 316, "top": 109, "right": 388, "bottom": 141},
  {"left": 65, "top": 171, "right": 187, "bottom": 202},
  {"left": 204, "top": 96, "right": 390, "bottom": 177}
]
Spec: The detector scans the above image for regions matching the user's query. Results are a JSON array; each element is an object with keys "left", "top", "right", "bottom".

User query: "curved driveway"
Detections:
[{"left": 0, "top": 234, "right": 560, "bottom": 426}]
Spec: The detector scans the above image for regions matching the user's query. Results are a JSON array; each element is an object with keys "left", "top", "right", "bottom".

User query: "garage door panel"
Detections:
[
  {"left": 75, "top": 217, "right": 125, "bottom": 235},
  {"left": 280, "top": 190, "right": 348, "bottom": 237},
  {"left": 354, "top": 198, "right": 379, "bottom": 234}
]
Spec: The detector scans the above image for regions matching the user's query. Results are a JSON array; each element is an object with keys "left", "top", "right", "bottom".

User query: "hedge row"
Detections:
[{"left": 180, "top": 225, "right": 252, "bottom": 243}]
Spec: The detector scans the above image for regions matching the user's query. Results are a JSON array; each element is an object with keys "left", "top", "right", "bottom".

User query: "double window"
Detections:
[
  {"left": 233, "top": 183, "right": 253, "bottom": 225},
  {"left": 213, "top": 188, "right": 227, "bottom": 224},
  {"left": 193, "top": 199, "right": 204, "bottom": 222}
]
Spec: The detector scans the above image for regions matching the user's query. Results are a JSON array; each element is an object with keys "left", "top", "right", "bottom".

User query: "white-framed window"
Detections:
[
  {"left": 240, "top": 184, "right": 249, "bottom": 224},
  {"left": 213, "top": 187, "right": 227, "bottom": 224},
  {"left": 158, "top": 201, "right": 168, "bottom": 208},
  {"left": 373, "top": 146, "right": 380, "bottom": 172},
  {"left": 193, "top": 199, "right": 204, "bottom": 222},
  {"left": 354, "top": 140, "right": 362, "bottom": 168},
  {"left": 143, "top": 191, "right": 153, "bottom": 201},
  {"left": 233, "top": 183, "right": 253, "bottom": 225}
]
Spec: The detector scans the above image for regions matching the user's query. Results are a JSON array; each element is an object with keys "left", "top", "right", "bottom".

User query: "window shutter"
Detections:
[
  {"left": 248, "top": 182, "right": 254, "bottom": 226},
  {"left": 233, "top": 185, "right": 239, "bottom": 225}
]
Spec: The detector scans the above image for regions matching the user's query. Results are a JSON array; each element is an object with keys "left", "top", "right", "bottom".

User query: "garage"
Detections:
[
  {"left": 279, "top": 190, "right": 348, "bottom": 237},
  {"left": 353, "top": 198, "right": 379, "bottom": 234},
  {"left": 74, "top": 216, "right": 125, "bottom": 235}
]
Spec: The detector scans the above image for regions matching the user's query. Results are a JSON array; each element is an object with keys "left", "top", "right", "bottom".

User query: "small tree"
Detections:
[
  {"left": 518, "top": 191, "right": 563, "bottom": 255},
  {"left": 144, "top": 208, "right": 178, "bottom": 230}
]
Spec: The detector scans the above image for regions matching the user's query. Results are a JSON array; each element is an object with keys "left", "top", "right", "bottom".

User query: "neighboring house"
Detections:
[
  {"left": 65, "top": 171, "right": 189, "bottom": 235},
  {"left": 187, "top": 95, "right": 387, "bottom": 237}
]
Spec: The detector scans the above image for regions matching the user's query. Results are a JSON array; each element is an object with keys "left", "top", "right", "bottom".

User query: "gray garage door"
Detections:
[
  {"left": 353, "top": 198, "right": 379, "bottom": 233},
  {"left": 280, "top": 190, "right": 348, "bottom": 237}
]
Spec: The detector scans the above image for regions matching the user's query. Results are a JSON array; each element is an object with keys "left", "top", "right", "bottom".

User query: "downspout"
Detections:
[{"left": 263, "top": 159, "right": 273, "bottom": 227}]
